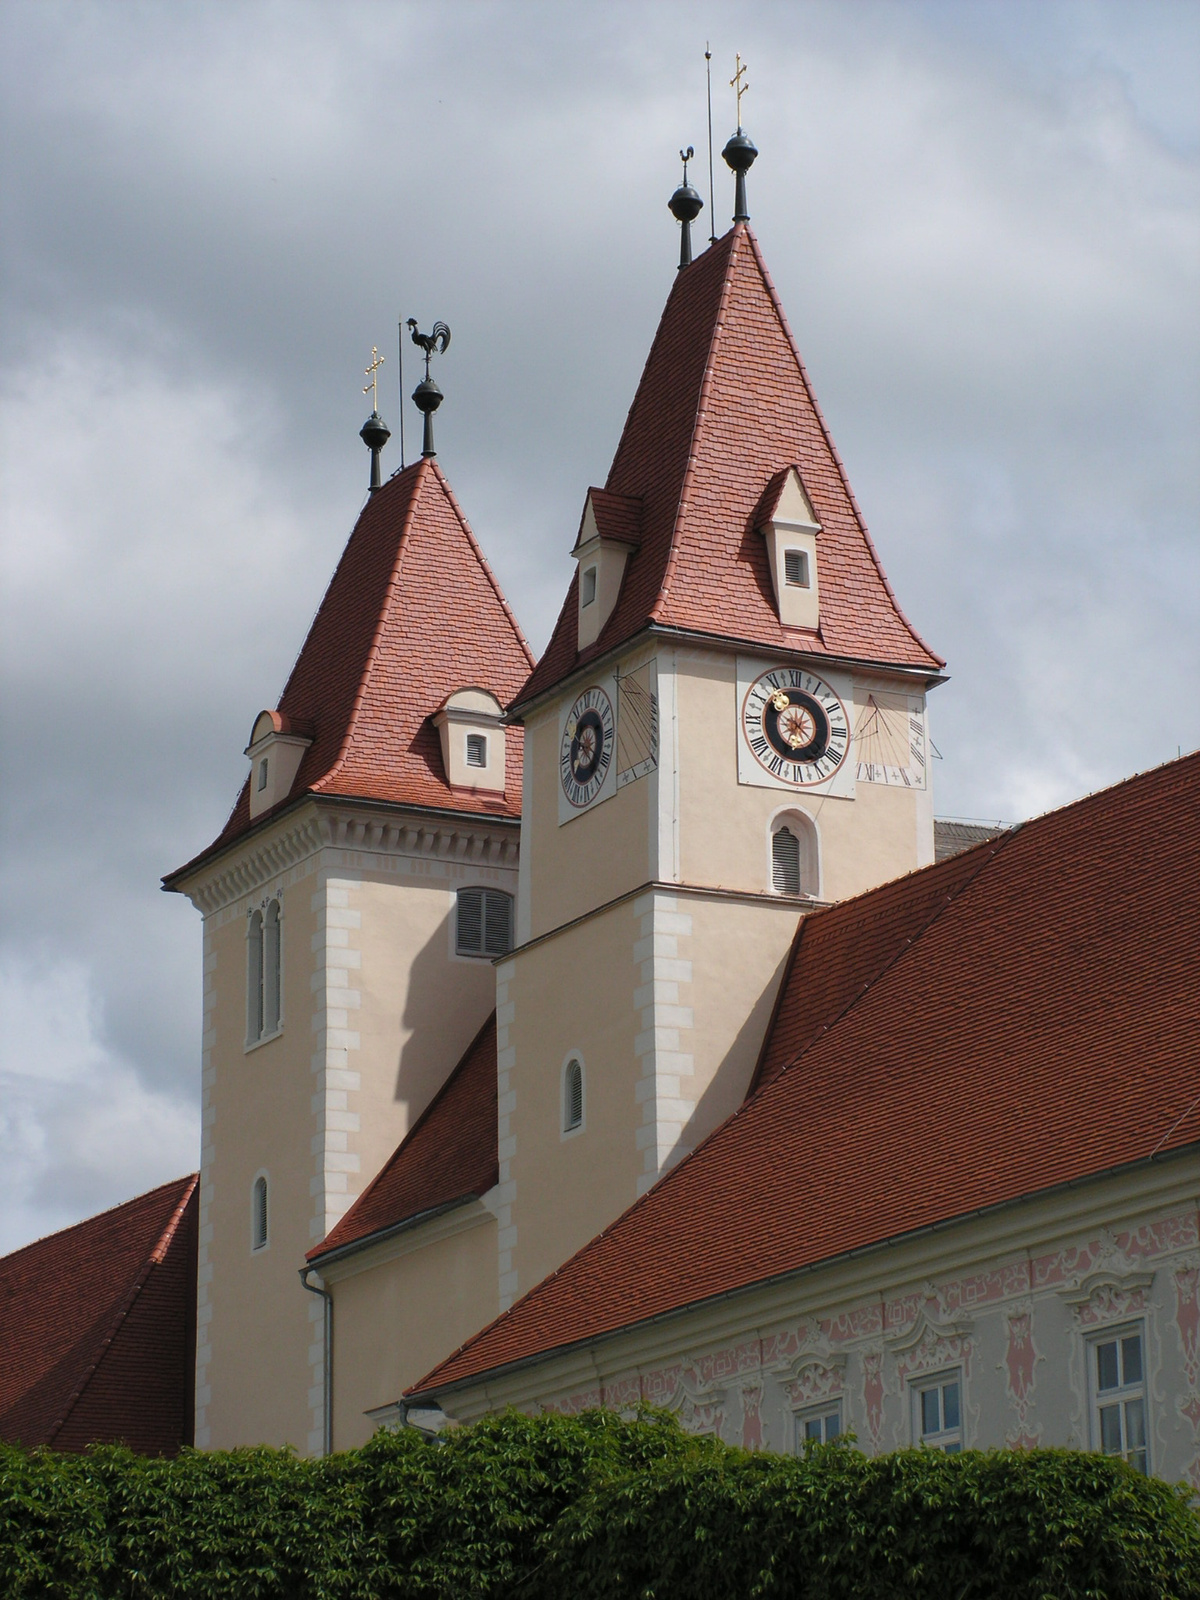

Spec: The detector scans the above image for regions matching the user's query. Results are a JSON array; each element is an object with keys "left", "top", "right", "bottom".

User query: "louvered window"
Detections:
[
  {"left": 466, "top": 733, "right": 487, "bottom": 768},
  {"left": 252, "top": 1175, "right": 269, "bottom": 1251},
  {"left": 456, "top": 887, "right": 513, "bottom": 957},
  {"left": 784, "top": 549, "right": 810, "bottom": 587},
  {"left": 247, "top": 909, "right": 264, "bottom": 1041},
  {"left": 772, "top": 827, "right": 801, "bottom": 895},
  {"left": 247, "top": 898, "right": 283, "bottom": 1044},
  {"left": 564, "top": 1058, "right": 584, "bottom": 1133}
]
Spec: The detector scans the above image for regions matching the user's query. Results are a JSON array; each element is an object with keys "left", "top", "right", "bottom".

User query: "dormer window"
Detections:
[
  {"left": 784, "top": 549, "right": 810, "bottom": 588},
  {"left": 758, "top": 467, "right": 821, "bottom": 630},
  {"left": 433, "top": 687, "right": 506, "bottom": 792},
  {"left": 572, "top": 488, "right": 642, "bottom": 650},
  {"left": 244, "top": 710, "right": 315, "bottom": 822}
]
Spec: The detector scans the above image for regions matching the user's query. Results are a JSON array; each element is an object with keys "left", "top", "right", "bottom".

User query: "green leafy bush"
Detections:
[{"left": 1, "top": 1411, "right": 1196, "bottom": 1599}]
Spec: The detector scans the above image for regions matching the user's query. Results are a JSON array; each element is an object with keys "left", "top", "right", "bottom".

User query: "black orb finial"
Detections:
[
  {"left": 668, "top": 145, "right": 704, "bottom": 271},
  {"left": 407, "top": 319, "right": 451, "bottom": 458},
  {"left": 722, "top": 127, "right": 758, "bottom": 223},
  {"left": 360, "top": 410, "right": 391, "bottom": 493}
]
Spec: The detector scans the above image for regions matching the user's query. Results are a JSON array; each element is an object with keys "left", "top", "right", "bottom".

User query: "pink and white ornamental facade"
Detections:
[{"left": 431, "top": 1158, "right": 1200, "bottom": 1487}]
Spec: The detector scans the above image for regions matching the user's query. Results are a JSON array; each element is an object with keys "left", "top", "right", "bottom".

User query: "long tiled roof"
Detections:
[
  {"left": 172, "top": 460, "right": 534, "bottom": 879},
  {"left": 309, "top": 1013, "right": 498, "bottom": 1262},
  {"left": 0, "top": 1175, "right": 198, "bottom": 1453},
  {"left": 515, "top": 225, "right": 942, "bottom": 709},
  {"left": 412, "top": 753, "right": 1200, "bottom": 1396}
]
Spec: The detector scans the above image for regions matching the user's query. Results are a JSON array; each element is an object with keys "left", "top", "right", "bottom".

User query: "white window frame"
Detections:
[
  {"left": 454, "top": 886, "right": 514, "bottom": 959},
  {"left": 795, "top": 1401, "right": 842, "bottom": 1449},
  {"left": 581, "top": 565, "right": 598, "bottom": 607},
  {"left": 245, "top": 894, "right": 284, "bottom": 1050},
  {"left": 251, "top": 1171, "right": 269, "bottom": 1253},
  {"left": 910, "top": 1369, "right": 964, "bottom": 1453},
  {"left": 1087, "top": 1322, "right": 1150, "bottom": 1474},
  {"left": 561, "top": 1053, "right": 586, "bottom": 1140}
]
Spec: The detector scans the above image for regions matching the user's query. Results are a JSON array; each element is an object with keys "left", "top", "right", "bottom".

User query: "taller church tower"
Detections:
[
  {"left": 165, "top": 455, "right": 533, "bottom": 1452},
  {"left": 498, "top": 212, "right": 944, "bottom": 1304}
]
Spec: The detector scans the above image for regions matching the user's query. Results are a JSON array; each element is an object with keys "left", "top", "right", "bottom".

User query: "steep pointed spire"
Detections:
[
  {"left": 514, "top": 226, "right": 943, "bottom": 710},
  {"left": 175, "top": 461, "right": 535, "bottom": 871}
]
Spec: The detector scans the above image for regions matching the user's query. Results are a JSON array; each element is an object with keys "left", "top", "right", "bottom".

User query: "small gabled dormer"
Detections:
[
  {"left": 433, "top": 687, "right": 506, "bottom": 792},
  {"left": 573, "top": 488, "right": 642, "bottom": 650},
  {"left": 758, "top": 466, "right": 822, "bottom": 632},
  {"left": 245, "top": 710, "right": 315, "bottom": 821}
]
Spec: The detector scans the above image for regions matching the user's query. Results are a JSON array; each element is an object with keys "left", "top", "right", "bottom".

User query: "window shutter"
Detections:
[
  {"left": 253, "top": 1176, "right": 268, "bottom": 1250},
  {"left": 784, "top": 549, "right": 809, "bottom": 587},
  {"left": 484, "top": 891, "right": 513, "bottom": 956},
  {"left": 565, "top": 1059, "right": 583, "bottom": 1130},
  {"left": 773, "top": 827, "right": 801, "bottom": 895},
  {"left": 466, "top": 733, "right": 487, "bottom": 768},
  {"left": 457, "top": 888, "right": 484, "bottom": 954}
]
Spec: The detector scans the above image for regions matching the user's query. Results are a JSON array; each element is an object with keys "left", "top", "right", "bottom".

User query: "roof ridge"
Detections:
[
  {"left": 651, "top": 226, "right": 744, "bottom": 622},
  {"left": 744, "top": 228, "right": 943, "bottom": 667},
  {"left": 430, "top": 463, "right": 536, "bottom": 670},
  {"left": 0, "top": 1173, "right": 197, "bottom": 1266},
  {"left": 44, "top": 1175, "right": 197, "bottom": 1446},
  {"left": 317, "top": 459, "right": 432, "bottom": 793}
]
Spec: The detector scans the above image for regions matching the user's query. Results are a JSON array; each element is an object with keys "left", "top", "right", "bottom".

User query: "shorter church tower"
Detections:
[{"left": 165, "top": 455, "right": 533, "bottom": 1453}]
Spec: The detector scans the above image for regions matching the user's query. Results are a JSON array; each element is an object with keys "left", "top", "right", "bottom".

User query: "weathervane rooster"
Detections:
[{"left": 406, "top": 318, "right": 451, "bottom": 378}]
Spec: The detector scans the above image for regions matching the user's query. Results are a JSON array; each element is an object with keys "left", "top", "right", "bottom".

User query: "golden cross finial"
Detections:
[
  {"left": 730, "top": 53, "right": 749, "bottom": 125},
  {"left": 362, "top": 346, "right": 384, "bottom": 411}
]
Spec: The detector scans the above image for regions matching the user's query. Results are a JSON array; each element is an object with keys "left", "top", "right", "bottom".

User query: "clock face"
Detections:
[
  {"left": 741, "top": 667, "right": 850, "bottom": 787},
  {"left": 560, "top": 686, "right": 615, "bottom": 809}
]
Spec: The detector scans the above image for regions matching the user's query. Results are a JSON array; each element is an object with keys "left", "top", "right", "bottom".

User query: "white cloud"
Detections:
[{"left": 0, "top": 954, "right": 198, "bottom": 1255}]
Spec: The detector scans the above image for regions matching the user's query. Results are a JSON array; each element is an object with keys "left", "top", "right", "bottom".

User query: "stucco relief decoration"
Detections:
[
  {"left": 1059, "top": 1265, "right": 1155, "bottom": 1328},
  {"left": 1173, "top": 1259, "right": 1200, "bottom": 1485},
  {"left": 601, "top": 1374, "right": 643, "bottom": 1413},
  {"left": 741, "top": 1383, "right": 764, "bottom": 1451},
  {"left": 1000, "top": 1302, "right": 1042, "bottom": 1449},
  {"left": 657, "top": 1367, "right": 728, "bottom": 1436},
  {"left": 861, "top": 1349, "right": 886, "bottom": 1451},
  {"left": 771, "top": 1331, "right": 848, "bottom": 1413},
  {"left": 886, "top": 1303, "right": 975, "bottom": 1386}
]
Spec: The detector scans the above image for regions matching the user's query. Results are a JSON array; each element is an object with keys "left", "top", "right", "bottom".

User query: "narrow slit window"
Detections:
[
  {"left": 772, "top": 827, "right": 801, "bottom": 895},
  {"left": 257, "top": 758, "right": 269, "bottom": 792},
  {"left": 581, "top": 566, "right": 598, "bottom": 606},
  {"left": 564, "top": 1058, "right": 584, "bottom": 1132},
  {"left": 252, "top": 1175, "right": 268, "bottom": 1250},
  {"left": 457, "top": 888, "right": 513, "bottom": 957},
  {"left": 466, "top": 733, "right": 487, "bottom": 768},
  {"left": 784, "top": 549, "right": 810, "bottom": 588},
  {"left": 247, "top": 909, "right": 264, "bottom": 1042},
  {"left": 263, "top": 900, "right": 282, "bottom": 1034}
]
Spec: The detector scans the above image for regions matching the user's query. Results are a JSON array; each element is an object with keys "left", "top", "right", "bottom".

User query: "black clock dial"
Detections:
[
  {"left": 560, "top": 686, "right": 616, "bottom": 809},
  {"left": 763, "top": 689, "right": 830, "bottom": 762},
  {"left": 569, "top": 708, "right": 605, "bottom": 782}
]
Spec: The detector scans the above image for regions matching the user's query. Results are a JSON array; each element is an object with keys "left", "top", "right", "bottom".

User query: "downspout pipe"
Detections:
[{"left": 299, "top": 1265, "right": 333, "bottom": 1456}]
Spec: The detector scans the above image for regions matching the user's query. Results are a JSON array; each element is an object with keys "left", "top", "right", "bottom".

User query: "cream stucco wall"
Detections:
[
  {"left": 322, "top": 1203, "right": 499, "bottom": 1451},
  {"left": 177, "top": 799, "right": 518, "bottom": 1453}
]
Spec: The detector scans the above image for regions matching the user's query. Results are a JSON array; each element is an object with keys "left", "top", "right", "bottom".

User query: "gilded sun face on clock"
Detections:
[
  {"left": 741, "top": 668, "right": 850, "bottom": 787},
  {"left": 560, "top": 686, "right": 615, "bottom": 809}
]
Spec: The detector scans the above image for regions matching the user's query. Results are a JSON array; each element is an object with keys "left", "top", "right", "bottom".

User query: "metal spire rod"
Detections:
[
  {"left": 397, "top": 318, "right": 406, "bottom": 470},
  {"left": 705, "top": 43, "right": 716, "bottom": 244}
]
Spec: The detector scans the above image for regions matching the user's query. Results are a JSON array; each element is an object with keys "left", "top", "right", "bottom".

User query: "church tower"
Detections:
[
  {"left": 498, "top": 213, "right": 945, "bottom": 1305},
  {"left": 165, "top": 455, "right": 533, "bottom": 1452}
]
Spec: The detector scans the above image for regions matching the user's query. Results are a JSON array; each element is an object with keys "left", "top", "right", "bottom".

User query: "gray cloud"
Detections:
[{"left": 1, "top": 0, "right": 1197, "bottom": 1252}]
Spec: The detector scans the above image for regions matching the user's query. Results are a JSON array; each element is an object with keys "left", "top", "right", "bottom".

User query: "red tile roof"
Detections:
[
  {"left": 171, "top": 460, "right": 534, "bottom": 879},
  {"left": 0, "top": 1175, "right": 198, "bottom": 1454},
  {"left": 412, "top": 753, "right": 1200, "bottom": 1397},
  {"left": 309, "top": 1013, "right": 498, "bottom": 1262},
  {"left": 515, "top": 226, "right": 942, "bottom": 709}
]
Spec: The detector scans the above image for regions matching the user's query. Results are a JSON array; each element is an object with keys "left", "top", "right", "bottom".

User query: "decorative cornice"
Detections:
[
  {"left": 173, "top": 797, "right": 520, "bottom": 916},
  {"left": 885, "top": 1306, "right": 974, "bottom": 1355},
  {"left": 1058, "top": 1269, "right": 1156, "bottom": 1310}
]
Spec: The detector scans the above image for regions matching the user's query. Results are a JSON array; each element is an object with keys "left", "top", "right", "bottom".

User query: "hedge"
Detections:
[{"left": 2, "top": 1410, "right": 1197, "bottom": 1599}]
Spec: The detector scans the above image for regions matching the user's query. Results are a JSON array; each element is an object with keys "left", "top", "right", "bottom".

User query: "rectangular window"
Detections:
[
  {"left": 456, "top": 887, "right": 513, "bottom": 958},
  {"left": 1090, "top": 1328, "right": 1149, "bottom": 1473},
  {"left": 784, "top": 549, "right": 810, "bottom": 587},
  {"left": 466, "top": 733, "right": 487, "bottom": 768},
  {"left": 912, "top": 1372, "right": 963, "bottom": 1453},
  {"left": 257, "top": 758, "right": 269, "bottom": 791},
  {"left": 581, "top": 565, "right": 598, "bottom": 606},
  {"left": 796, "top": 1404, "right": 841, "bottom": 1449}
]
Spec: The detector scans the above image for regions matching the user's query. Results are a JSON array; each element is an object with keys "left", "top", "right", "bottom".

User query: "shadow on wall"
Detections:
[{"left": 391, "top": 900, "right": 496, "bottom": 1128}]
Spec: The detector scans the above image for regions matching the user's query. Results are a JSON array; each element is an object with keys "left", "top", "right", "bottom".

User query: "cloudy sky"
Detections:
[{"left": 1, "top": 0, "right": 1197, "bottom": 1255}]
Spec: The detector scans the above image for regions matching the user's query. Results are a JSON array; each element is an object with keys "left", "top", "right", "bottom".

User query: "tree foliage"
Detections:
[{"left": 1, "top": 1410, "right": 1196, "bottom": 1599}]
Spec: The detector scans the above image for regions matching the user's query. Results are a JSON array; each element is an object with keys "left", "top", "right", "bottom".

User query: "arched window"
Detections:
[
  {"left": 456, "top": 887, "right": 513, "bottom": 957},
  {"left": 252, "top": 1174, "right": 269, "bottom": 1251},
  {"left": 770, "top": 812, "right": 819, "bottom": 899},
  {"left": 563, "top": 1057, "right": 584, "bottom": 1134},
  {"left": 247, "top": 896, "right": 283, "bottom": 1045}
]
